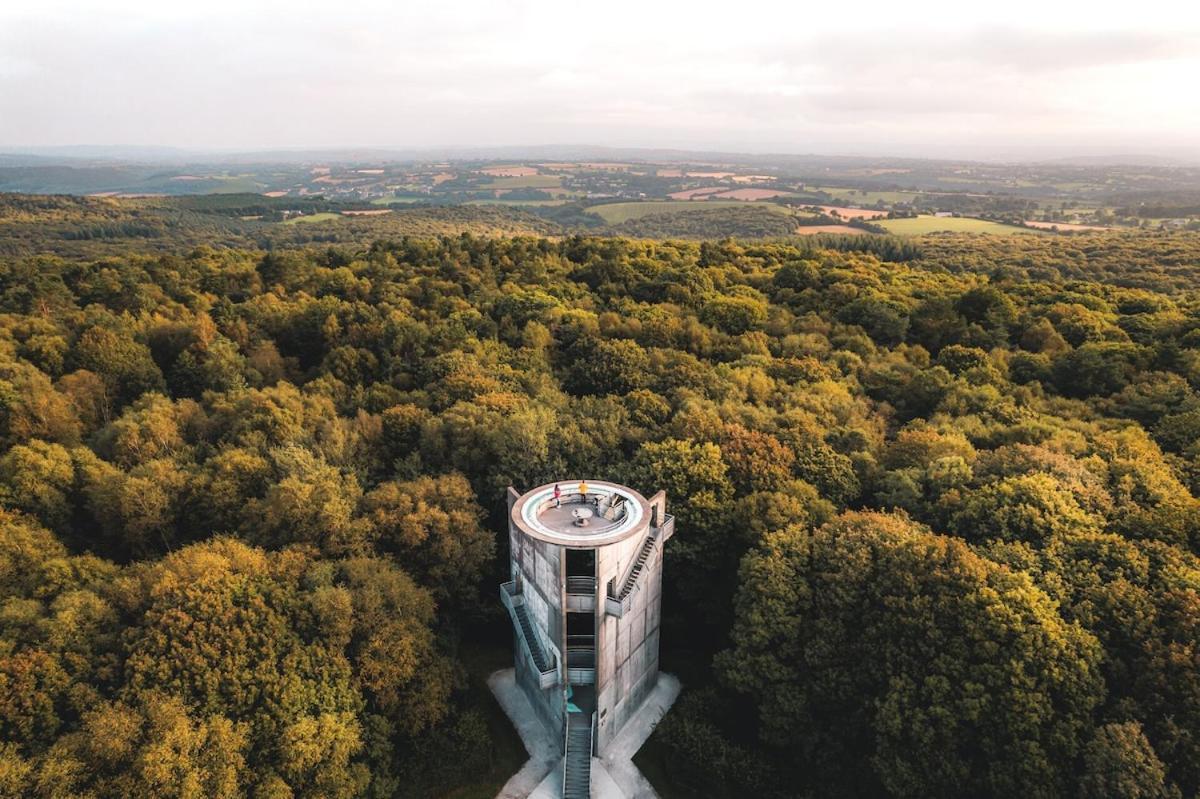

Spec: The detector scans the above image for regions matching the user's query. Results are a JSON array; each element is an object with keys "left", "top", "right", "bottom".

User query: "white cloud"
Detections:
[{"left": 0, "top": 0, "right": 1197, "bottom": 156}]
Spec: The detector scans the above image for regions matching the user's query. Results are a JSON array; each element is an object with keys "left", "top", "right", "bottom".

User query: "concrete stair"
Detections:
[{"left": 563, "top": 712, "right": 592, "bottom": 799}]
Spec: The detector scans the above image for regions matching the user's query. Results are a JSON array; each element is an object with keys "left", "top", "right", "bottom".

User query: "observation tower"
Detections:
[{"left": 501, "top": 480, "right": 673, "bottom": 799}]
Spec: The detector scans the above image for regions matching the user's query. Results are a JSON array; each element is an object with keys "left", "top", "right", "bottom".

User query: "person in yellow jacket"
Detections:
[{"left": 578, "top": 479, "right": 590, "bottom": 505}]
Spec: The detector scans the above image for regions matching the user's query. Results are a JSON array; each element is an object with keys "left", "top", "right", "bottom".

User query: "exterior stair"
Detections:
[
  {"left": 563, "top": 711, "right": 592, "bottom": 799},
  {"left": 513, "top": 602, "right": 551, "bottom": 672},
  {"left": 619, "top": 533, "right": 657, "bottom": 599}
]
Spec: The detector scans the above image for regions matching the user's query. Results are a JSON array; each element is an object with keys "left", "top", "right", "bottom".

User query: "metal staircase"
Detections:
[
  {"left": 500, "top": 581, "right": 557, "bottom": 687},
  {"left": 513, "top": 602, "right": 551, "bottom": 672},
  {"left": 619, "top": 533, "right": 658, "bottom": 600},
  {"left": 563, "top": 711, "right": 592, "bottom": 799}
]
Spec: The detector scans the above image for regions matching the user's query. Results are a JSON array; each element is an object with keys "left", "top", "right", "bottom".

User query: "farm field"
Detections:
[
  {"left": 877, "top": 216, "right": 1043, "bottom": 235},
  {"left": 1024, "top": 220, "right": 1111, "bottom": 231},
  {"left": 465, "top": 198, "right": 568, "bottom": 207},
  {"left": 817, "top": 205, "right": 888, "bottom": 220},
  {"left": 795, "top": 224, "right": 869, "bottom": 235},
  {"left": 481, "top": 175, "right": 562, "bottom": 189},
  {"left": 478, "top": 166, "right": 538, "bottom": 177},
  {"left": 281, "top": 212, "right": 341, "bottom": 225},
  {"left": 370, "top": 196, "right": 424, "bottom": 205},
  {"left": 712, "top": 188, "right": 793, "bottom": 201},
  {"left": 587, "top": 200, "right": 790, "bottom": 224},
  {"left": 668, "top": 187, "right": 727, "bottom": 200},
  {"left": 817, "top": 186, "right": 919, "bottom": 204}
]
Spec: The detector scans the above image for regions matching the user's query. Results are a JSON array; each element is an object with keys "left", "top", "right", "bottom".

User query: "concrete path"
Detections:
[
  {"left": 489, "top": 669, "right": 562, "bottom": 799},
  {"left": 489, "top": 669, "right": 681, "bottom": 799},
  {"left": 597, "top": 674, "right": 681, "bottom": 799}
]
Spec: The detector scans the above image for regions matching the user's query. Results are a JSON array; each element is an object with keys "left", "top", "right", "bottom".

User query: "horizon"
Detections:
[{"left": 5, "top": 142, "right": 1200, "bottom": 168}]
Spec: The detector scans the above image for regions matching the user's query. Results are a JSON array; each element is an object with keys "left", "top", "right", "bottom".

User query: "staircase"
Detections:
[
  {"left": 563, "top": 711, "right": 592, "bottom": 799},
  {"left": 512, "top": 602, "right": 551, "bottom": 672},
  {"left": 619, "top": 533, "right": 657, "bottom": 599}
]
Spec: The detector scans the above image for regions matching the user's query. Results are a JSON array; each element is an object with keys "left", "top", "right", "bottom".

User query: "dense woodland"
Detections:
[{"left": 2, "top": 216, "right": 1200, "bottom": 797}]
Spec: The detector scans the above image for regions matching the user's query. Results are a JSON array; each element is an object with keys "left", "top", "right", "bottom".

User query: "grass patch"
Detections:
[
  {"left": 587, "top": 200, "right": 790, "bottom": 225},
  {"left": 281, "top": 212, "right": 341, "bottom": 225},
  {"left": 877, "top": 216, "right": 1044, "bottom": 236}
]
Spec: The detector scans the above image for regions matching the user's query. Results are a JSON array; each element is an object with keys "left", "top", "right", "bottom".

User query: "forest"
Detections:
[{"left": 2, "top": 213, "right": 1200, "bottom": 798}]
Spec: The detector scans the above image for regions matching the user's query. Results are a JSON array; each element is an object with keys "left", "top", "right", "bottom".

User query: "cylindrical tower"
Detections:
[{"left": 501, "top": 480, "right": 673, "bottom": 773}]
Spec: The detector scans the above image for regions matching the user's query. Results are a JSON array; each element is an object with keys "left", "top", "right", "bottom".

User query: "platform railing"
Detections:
[
  {"left": 566, "top": 634, "right": 596, "bottom": 685},
  {"left": 566, "top": 575, "right": 596, "bottom": 594}
]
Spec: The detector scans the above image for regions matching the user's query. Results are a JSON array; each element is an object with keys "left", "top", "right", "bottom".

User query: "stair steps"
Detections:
[
  {"left": 563, "top": 712, "right": 592, "bottom": 799},
  {"left": 513, "top": 603, "right": 550, "bottom": 672},
  {"left": 619, "top": 534, "right": 657, "bottom": 599}
]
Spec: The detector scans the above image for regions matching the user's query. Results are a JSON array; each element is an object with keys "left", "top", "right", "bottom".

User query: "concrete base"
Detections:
[
  {"left": 489, "top": 669, "right": 562, "bottom": 799},
  {"left": 597, "top": 673, "right": 681, "bottom": 799},
  {"left": 489, "top": 668, "right": 681, "bottom": 799}
]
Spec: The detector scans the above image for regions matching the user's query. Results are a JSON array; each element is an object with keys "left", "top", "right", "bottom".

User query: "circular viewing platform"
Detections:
[{"left": 511, "top": 480, "right": 650, "bottom": 547}]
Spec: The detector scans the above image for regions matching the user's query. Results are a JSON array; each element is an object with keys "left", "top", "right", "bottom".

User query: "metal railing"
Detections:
[
  {"left": 499, "top": 581, "right": 558, "bottom": 689},
  {"left": 566, "top": 575, "right": 596, "bottom": 594},
  {"left": 561, "top": 712, "right": 569, "bottom": 793},
  {"left": 605, "top": 514, "right": 673, "bottom": 618},
  {"left": 566, "top": 635, "right": 596, "bottom": 684}
]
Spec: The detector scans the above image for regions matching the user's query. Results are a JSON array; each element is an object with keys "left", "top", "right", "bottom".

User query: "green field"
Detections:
[
  {"left": 481, "top": 175, "right": 562, "bottom": 189},
  {"left": 466, "top": 198, "right": 568, "bottom": 207},
  {"left": 281, "top": 212, "right": 341, "bottom": 225},
  {"left": 370, "top": 196, "right": 424, "bottom": 205},
  {"left": 586, "top": 200, "right": 791, "bottom": 225},
  {"left": 877, "top": 216, "right": 1044, "bottom": 236},
  {"left": 816, "top": 186, "right": 918, "bottom": 204}
]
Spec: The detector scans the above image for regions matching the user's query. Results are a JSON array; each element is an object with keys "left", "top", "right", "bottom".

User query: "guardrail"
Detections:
[
  {"left": 562, "top": 712, "right": 570, "bottom": 793},
  {"left": 566, "top": 635, "right": 596, "bottom": 684},
  {"left": 566, "top": 575, "right": 596, "bottom": 594},
  {"left": 499, "top": 581, "right": 558, "bottom": 689}
]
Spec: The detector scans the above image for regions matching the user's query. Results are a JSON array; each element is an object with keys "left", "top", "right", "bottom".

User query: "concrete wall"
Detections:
[
  {"left": 508, "top": 490, "right": 567, "bottom": 748},
  {"left": 594, "top": 495, "right": 667, "bottom": 753}
]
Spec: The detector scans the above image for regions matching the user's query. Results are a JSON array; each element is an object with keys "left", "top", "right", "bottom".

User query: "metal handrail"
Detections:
[
  {"left": 562, "top": 711, "right": 570, "bottom": 793},
  {"left": 566, "top": 575, "right": 596, "bottom": 594},
  {"left": 500, "top": 581, "right": 558, "bottom": 687}
]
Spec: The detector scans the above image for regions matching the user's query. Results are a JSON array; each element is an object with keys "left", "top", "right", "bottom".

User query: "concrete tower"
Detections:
[{"left": 501, "top": 480, "right": 673, "bottom": 798}]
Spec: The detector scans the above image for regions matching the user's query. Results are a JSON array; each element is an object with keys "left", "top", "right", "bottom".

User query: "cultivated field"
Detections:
[
  {"left": 482, "top": 175, "right": 562, "bottom": 189},
  {"left": 795, "top": 224, "right": 869, "bottom": 235},
  {"left": 1024, "top": 220, "right": 1111, "bottom": 231},
  {"left": 818, "top": 186, "right": 920, "bottom": 204},
  {"left": 587, "top": 200, "right": 790, "bottom": 224},
  {"left": 817, "top": 205, "right": 888, "bottom": 220},
  {"left": 281, "top": 212, "right": 341, "bottom": 225},
  {"left": 877, "top": 216, "right": 1043, "bottom": 235},
  {"left": 667, "top": 187, "right": 726, "bottom": 200},
  {"left": 479, "top": 166, "right": 538, "bottom": 177},
  {"left": 713, "top": 188, "right": 793, "bottom": 201}
]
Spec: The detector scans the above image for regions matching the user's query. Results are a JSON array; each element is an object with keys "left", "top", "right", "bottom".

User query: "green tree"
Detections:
[{"left": 721, "top": 512, "right": 1103, "bottom": 798}]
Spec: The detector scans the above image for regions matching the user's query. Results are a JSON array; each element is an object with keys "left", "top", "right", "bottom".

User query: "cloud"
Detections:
[{"left": 0, "top": 0, "right": 1197, "bottom": 154}]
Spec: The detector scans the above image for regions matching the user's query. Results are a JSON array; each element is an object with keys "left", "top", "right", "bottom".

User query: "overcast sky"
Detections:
[{"left": 1, "top": 0, "right": 1199, "bottom": 159}]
